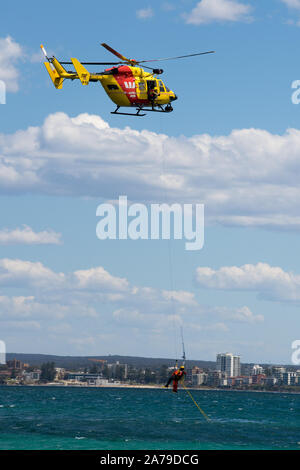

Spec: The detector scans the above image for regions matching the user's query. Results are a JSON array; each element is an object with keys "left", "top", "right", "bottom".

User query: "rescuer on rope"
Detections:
[{"left": 164, "top": 365, "right": 186, "bottom": 393}]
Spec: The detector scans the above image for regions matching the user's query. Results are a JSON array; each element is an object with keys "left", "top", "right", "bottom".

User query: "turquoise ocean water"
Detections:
[{"left": 0, "top": 386, "right": 300, "bottom": 450}]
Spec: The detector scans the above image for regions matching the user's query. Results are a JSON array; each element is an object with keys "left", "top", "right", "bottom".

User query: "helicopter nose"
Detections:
[{"left": 170, "top": 94, "right": 178, "bottom": 102}]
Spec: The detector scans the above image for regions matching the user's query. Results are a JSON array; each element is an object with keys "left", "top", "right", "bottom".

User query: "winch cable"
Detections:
[
  {"left": 155, "top": 96, "right": 210, "bottom": 423},
  {"left": 160, "top": 129, "right": 179, "bottom": 365},
  {"left": 179, "top": 327, "right": 210, "bottom": 421}
]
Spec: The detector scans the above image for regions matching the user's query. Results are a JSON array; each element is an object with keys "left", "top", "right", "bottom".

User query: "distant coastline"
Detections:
[
  {"left": 2, "top": 353, "right": 300, "bottom": 393},
  {"left": 2, "top": 383, "right": 300, "bottom": 395}
]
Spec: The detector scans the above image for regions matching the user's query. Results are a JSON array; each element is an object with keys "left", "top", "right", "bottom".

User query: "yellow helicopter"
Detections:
[{"left": 41, "top": 43, "right": 214, "bottom": 116}]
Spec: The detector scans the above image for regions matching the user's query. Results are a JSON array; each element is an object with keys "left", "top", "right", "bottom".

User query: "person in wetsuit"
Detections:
[
  {"left": 164, "top": 365, "right": 186, "bottom": 393},
  {"left": 147, "top": 82, "right": 158, "bottom": 108}
]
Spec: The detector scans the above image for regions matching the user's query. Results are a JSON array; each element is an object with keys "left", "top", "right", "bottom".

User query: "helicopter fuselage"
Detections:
[
  {"left": 43, "top": 55, "right": 177, "bottom": 114},
  {"left": 99, "top": 65, "right": 177, "bottom": 108}
]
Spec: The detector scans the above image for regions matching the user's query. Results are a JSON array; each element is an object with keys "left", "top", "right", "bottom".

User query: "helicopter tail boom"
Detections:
[{"left": 41, "top": 45, "right": 102, "bottom": 88}]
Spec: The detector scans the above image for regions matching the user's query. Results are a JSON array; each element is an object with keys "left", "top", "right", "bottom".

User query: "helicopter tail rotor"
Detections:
[
  {"left": 40, "top": 45, "right": 49, "bottom": 61},
  {"left": 40, "top": 44, "right": 65, "bottom": 89},
  {"left": 40, "top": 44, "right": 55, "bottom": 70}
]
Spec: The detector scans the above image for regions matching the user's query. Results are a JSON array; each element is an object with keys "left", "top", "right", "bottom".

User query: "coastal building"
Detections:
[
  {"left": 252, "top": 365, "right": 264, "bottom": 375},
  {"left": 251, "top": 374, "right": 266, "bottom": 385},
  {"left": 185, "top": 368, "right": 193, "bottom": 384},
  {"left": 87, "top": 377, "right": 109, "bottom": 386},
  {"left": 283, "top": 372, "right": 298, "bottom": 385},
  {"left": 242, "top": 376, "right": 252, "bottom": 385},
  {"left": 55, "top": 368, "right": 65, "bottom": 380},
  {"left": 233, "top": 377, "right": 244, "bottom": 387},
  {"left": 227, "top": 377, "right": 236, "bottom": 387},
  {"left": 23, "top": 370, "right": 41, "bottom": 383},
  {"left": 192, "top": 371, "right": 207, "bottom": 386},
  {"left": 107, "top": 361, "right": 128, "bottom": 379},
  {"left": 273, "top": 367, "right": 286, "bottom": 384},
  {"left": 226, "top": 376, "right": 253, "bottom": 387},
  {"left": 216, "top": 353, "right": 241, "bottom": 377},
  {"left": 67, "top": 373, "right": 105, "bottom": 383},
  {"left": 207, "top": 370, "right": 224, "bottom": 387},
  {"left": 219, "top": 377, "right": 228, "bottom": 387},
  {"left": 190, "top": 366, "right": 207, "bottom": 386},
  {"left": 7, "top": 359, "right": 23, "bottom": 370},
  {"left": 186, "top": 367, "right": 204, "bottom": 384},
  {"left": 264, "top": 377, "right": 277, "bottom": 387}
]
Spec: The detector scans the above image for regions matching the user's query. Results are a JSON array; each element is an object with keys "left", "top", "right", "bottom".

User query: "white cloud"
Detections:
[
  {"left": 184, "top": 0, "right": 252, "bottom": 25},
  {"left": 214, "top": 305, "right": 264, "bottom": 323},
  {"left": 2, "top": 112, "right": 300, "bottom": 231},
  {"left": 281, "top": 0, "right": 300, "bottom": 25},
  {"left": 0, "top": 36, "right": 23, "bottom": 92},
  {"left": 281, "top": 0, "right": 300, "bottom": 9},
  {"left": 0, "top": 295, "right": 76, "bottom": 321},
  {"left": 73, "top": 266, "right": 129, "bottom": 292},
  {"left": 196, "top": 262, "right": 300, "bottom": 302},
  {"left": 0, "top": 258, "right": 65, "bottom": 289},
  {"left": 211, "top": 214, "right": 300, "bottom": 231},
  {"left": 136, "top": 7, "right": 154, "bottom": 19},
  {"left": 0, "top": 225, "right": 62, "bottom": 245},
  {"left": 162, "top": 290, "right": 197, "bottom": 306},
  {"left": 0, "top": 295, "right": 36, "bottom": 319},
  {"left": 0, "top": 257, "right": 260, "bottom": 340},
  {"left": 113, "top": 307, "right": 148, "bottom": 325}
]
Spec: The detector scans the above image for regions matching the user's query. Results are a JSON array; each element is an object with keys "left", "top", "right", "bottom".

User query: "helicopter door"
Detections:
[
  {"left": 147, "top": 80, "right": 157, "bottom": 90},
  {"left": 147, "top": 80, "right": 159, "bottom": 102}
]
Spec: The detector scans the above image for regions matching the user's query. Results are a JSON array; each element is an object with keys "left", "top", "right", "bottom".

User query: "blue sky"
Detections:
[{"left": 1, "top": 0, "right": 300, "bottom": 364}]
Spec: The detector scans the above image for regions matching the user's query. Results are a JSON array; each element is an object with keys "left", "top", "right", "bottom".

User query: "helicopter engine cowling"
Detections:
[{"left": 153, "top": 69, "right": 163, "bottom": 75}]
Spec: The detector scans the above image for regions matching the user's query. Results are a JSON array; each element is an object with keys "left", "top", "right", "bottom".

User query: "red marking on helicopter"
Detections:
[{"left": 112, "top": 66, "right": 138, "bottom": 104}]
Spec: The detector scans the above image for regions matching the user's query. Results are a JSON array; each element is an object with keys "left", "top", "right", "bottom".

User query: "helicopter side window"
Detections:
[
  {"left": 138, "top": 81, "right": 146, "bottom": 91},
  {"left": 158, "top": 80, "right": 165, "bottom": 92}
]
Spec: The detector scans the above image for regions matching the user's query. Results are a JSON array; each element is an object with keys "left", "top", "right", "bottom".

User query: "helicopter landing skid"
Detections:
[
  {"left": 111, "top": 105, "right": 173, "bottom": 117},
  {"left": 139, "top": 106, "right": 173, "bottom": 113},
  {"left": 111, "top": 106, "right": 146, "bottom": 117}
]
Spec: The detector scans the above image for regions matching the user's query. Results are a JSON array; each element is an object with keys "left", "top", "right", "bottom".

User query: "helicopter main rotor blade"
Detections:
[
  {"left": 101, "top": 43, "right": 135, "bottom": 63},
  {"left": 59, "top": 49, "right": 215, "bottom": 68},
  {"left": 138, "top": 51, "right": 215, "bottom": 63}
]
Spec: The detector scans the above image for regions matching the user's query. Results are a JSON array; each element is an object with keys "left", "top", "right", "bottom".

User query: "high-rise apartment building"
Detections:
[{"left": 216, "top": 353, "right": 241, "bottom": 377}]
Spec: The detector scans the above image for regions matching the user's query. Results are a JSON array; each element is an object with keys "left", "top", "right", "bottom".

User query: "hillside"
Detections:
[{"left": 6, "top": 353, "right": 216, "bottom": 370}]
